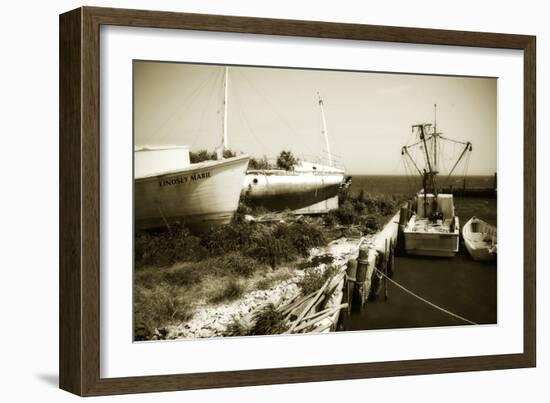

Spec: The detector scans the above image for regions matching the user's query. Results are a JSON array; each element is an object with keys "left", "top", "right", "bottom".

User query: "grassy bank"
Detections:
[
  {"left": 134, "top": 217, "right": 327, "bottom": 340},
  {"left": 134, "top": 190, "right": 404, "bottom": 340},
  {"left": 325, "top": 189, "right": 406, "bottom": 234}
]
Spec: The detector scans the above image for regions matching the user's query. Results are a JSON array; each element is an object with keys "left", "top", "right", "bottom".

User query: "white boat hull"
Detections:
[
  {"left": 403, "top": 216, "right": 460, "bottom": 258},
  {"left": 243, "top": 170, "right": 344, "bottom": 211},
  {"left": 135, "top": 155, "right": 249, "bottom": 232},
  {"left": 462, "top": 217, "right": 497, "bottom": 261}
]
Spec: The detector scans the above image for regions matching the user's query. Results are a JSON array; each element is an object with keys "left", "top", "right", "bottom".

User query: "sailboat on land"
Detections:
[
  {"left": 134, "top": 67, "right": 249, "bottom": 232},
  {"left": 401, "top": 105, "right": 473, "bottom": 257},
  {"left": 243, "top": 93, "right": 345, "bottom": 212}
]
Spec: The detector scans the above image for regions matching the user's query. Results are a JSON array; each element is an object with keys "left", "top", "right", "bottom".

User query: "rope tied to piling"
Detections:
[{"left": 374, "top": 268, "right": 478, "bottom": 325}]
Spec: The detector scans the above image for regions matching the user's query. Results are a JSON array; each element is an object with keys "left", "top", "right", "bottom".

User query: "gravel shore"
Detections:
[{"left": 166, "top": 236, "right": 368, "bottom": 339}]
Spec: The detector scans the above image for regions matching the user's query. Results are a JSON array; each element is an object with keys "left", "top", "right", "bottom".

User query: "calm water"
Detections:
[
  {"left": 349, "top": 175, "right": 495, "bottom": 197},
  {"left": 344, "top": 176, "right": 497, "bottom": 331}
]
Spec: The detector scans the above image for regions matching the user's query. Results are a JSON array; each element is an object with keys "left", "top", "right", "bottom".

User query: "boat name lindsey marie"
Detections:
[{"left": 159, "top": 171, "right": 211, "bottom": 187}]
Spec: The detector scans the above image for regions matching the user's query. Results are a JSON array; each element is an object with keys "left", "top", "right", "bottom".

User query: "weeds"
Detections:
[
  {"left": 224, "top": 303, "right": 288, "bottom": 337},
  {"left": 135, "top": 222, "right": 206, "bottom": 268},
  {"left": 248, "top": 156, "right": 272, "bottom": 170},
  {"left": 254, "top": 267, "right": 294, "bottom": 290},
  {"left": 209, "top": 279, "right": 245, "bottom": 304},
  {"left": 249, "top": 303, "right": 289, "bottom": 335},
  {"left": 276, "top": 150, "right": 298, "bottom": 171},
  {"left": 325, "top": 191, "right": 405, "bottom": 232},
  {"left": 189, "top": 148, "right": 236, "bottom": 163},
  {"left": 297, "top": 265, "right": 340, "bottom": 296},
  {"left": 224, "top": 317, "right": 251, "bottom": 337},
  {"left": 134, "top": 284, "right": 194, "bottom": 341},
  {"left": 133, "top": 185, "right": 402, "bottom": 340},
  {"left": 200, "top": 220, "right": 326, "bottom": 268}
]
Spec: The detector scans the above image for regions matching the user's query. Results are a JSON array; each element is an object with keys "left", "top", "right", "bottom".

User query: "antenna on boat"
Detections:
[{"left": 317, "top": 92, "right": 332, "bottom": 166}]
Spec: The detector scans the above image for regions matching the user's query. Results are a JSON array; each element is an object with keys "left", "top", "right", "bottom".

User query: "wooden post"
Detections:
[
  {"left": 346, "top": 258, "right": 357, "bottom": 314},
  {"left": 396, "top": 203, "right": 408, "bottom": 256},
  {"left": 388, "top": 239, "right": 395, "bottom": 278},
  {"left": 355, "top": 244, "right": 369, "bottom": 310},
  {"left": 384, "top": 239, "right": 388, "bottom": 301}
]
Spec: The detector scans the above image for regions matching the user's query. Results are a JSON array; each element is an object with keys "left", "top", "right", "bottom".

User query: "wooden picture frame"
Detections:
[{"left": 59, "top": 6, "right": 536, "bottom": 396}]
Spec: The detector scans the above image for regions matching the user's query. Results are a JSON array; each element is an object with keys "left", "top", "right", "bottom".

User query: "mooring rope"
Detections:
[{"left": 374, "top": 268, "right": 478, "bottom": 325}]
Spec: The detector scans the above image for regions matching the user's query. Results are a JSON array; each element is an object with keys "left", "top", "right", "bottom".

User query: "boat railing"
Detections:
[{"left": 248, "top": 153, "right": 345, "bottom": 171}]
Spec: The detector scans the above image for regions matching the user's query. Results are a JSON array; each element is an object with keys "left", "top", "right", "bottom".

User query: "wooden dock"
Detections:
[{"left": 343, "top": 210, "right": 401, "bottom": 314}]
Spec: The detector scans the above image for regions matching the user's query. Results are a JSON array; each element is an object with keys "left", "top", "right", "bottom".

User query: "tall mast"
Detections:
[
  {"left": 222, "top": 66, "right": 229, "bottom": 151},
  {"left": 318, "top": 92, "right": 332, "bottom": 166}
]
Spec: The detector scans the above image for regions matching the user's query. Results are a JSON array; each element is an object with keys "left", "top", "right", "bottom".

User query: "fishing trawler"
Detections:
[
  {"left": 134, "top": 146, "right": 249, "bottom": 232},
  {"left": 243, "top": 93, "right": 345, "bottom": 212},
  {"left": 401, "top": 105, "right": 473, "bottom": 257},
  {"left": 134, "top": 67, "right": 249, "bottom": 232}
]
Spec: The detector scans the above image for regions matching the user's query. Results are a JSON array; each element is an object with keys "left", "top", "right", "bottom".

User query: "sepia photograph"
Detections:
[{"left": 133, "top": 61, "right": 497, "bottom": 342}]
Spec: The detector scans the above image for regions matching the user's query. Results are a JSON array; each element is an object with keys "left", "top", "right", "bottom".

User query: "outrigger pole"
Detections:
[
  {"left": 401, "top": 146, "right": 423, "bottom": 176},
  {"left": 447, "top": 141, "right": 473, "bottom": 178}
]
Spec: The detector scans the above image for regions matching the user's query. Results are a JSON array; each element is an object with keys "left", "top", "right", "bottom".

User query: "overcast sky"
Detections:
[{"left": 134, "top": 61, "right": 496, "bottom": 175}]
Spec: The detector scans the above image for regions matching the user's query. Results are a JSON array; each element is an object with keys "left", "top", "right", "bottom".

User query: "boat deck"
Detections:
[{"left": 408, "top": 218, "right": 455, "bottom": 234}]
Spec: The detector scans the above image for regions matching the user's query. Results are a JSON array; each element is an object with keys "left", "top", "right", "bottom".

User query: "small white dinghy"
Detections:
[{"left": 462, "top": 217, "right": 497, "bottom": 261}]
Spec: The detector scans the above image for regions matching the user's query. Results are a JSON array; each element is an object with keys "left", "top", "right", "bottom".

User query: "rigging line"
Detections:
[
  {"left": 191, "top": 68, "right": 223, "bottom": 149},
  {"left": 439, "top": 135, "right": 470, "bottom": 146},
  {"left": 388, "top": 154, "right": 403, "bottom": 175},
  {"left": 439, "top": 140, "right": 449, "bottom": 187},
  {"left": 404, "top": 136, "right": 432, "bottom": 150},
  {"left": 402, "top": 157, "right": 416, "bottom": 195},
  {"left": 232, "top": 78, "right": 270, "bottom": 155},
  {"left": 374, "top": 268, "right": 478, "bottom": 325},
  {"left": 405, "top": 161, "right": 415, "bottom": 195},
  {"left": 403, "top": 148, "right": 423, "bottom": 176},
  {"left": 153, "top": 68, "right": 218, "bottom": 143},
  {"left": 234, "top": 69, "right": 307, "bottom": 149},
  {"left": 463, "top": 149, "right": 472, "bottom": 178}
]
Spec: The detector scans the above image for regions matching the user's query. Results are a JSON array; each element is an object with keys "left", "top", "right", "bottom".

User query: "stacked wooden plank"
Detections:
[{"left": 277, "top": 266, "right": 348, "bottom": 334}]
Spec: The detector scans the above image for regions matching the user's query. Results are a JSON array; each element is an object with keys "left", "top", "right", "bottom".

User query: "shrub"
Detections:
[
  {"left": 334, "top": 200, "right": 356, "bottom": 225},
  {"left": 255, "top": 277, "right": 273, "bottom": 290},
  {"left": 200, "top": 221, "right": 327, "bottom": 269},
  {"left": 323, "top": 212, "right": 337, "bottom": 227},
  {"left": 248, "top": 156, "right": 272, "bottom": 170},
  {"left": 209, "top": 279, "right": 245, "bottom": 304},
  {"left": 254, "top": 267, "right": 294, "bottom": 290},
  {"left": 163, "top": 267, "right": 203, "bottom": 287},
  {"left": 189, "top": 148, "right": 237, "bottom": 163},
  {"left": 364, "top": 214, "right": 381, "bottom": 234},
  {"left": 276, "top": 150, "right": 298, "bottom": 171},
  {"left": 280, "top": 222, "right": 327, "bottom": 258},
  {"left": 297, "top": 265, "right": 339, "bottom": 296},
  {"left": 134, "top": 222, "right": 206, "bottom": 268},
  {"left": 224, "top": 317, "right": 251, "bottom": 337},
  {"left": 329, "top": 192, "right": 405, "bottom": 228},
  {"left": 200, "top": 221, "right": 250, "bottom": 256},
  {"left": 134, "top": 284, "right": 194, "bottom": 341},
  {"left": 220, "top": 253, "right": 258, "bottom": 277},
  {"left": 223, "top": 149, "right": 236, "bottom": 158},
  {"left": 249, "top": 303, "right": 288, "bottom": 335},
  {"left": 189, "top": 149, "right": 217, "bottom": 163}
]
